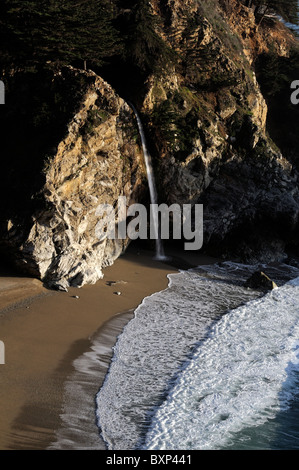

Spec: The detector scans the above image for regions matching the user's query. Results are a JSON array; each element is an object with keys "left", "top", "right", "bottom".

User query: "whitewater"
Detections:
[
  {"left": 143, "top": 276, "right": 299, "bottom": 450},
  {"left": 95, "top": 262, "right": 299, "bottom": 450}
]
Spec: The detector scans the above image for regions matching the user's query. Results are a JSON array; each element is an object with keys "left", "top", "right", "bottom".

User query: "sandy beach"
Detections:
[{"left": 0, "top": 246, "right": 217, "bottom": 450}]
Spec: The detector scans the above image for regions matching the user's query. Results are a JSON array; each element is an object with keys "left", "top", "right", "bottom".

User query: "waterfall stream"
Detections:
[{"left": 130, "top": 104, "right": 166, "bottom": 260}]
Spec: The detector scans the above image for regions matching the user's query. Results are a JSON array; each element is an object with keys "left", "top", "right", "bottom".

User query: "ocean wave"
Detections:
[
  {"left": 95, "top": 262, "right": 271, "bottom": 449},
  {"left": 142, "top": 277, "right": 299, "bottom": 450}
]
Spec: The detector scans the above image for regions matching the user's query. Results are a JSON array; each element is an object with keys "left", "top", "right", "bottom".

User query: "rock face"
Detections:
[
  {"left": 1, "top": 0, "right": 299, "bottom": 287},
  {"left": 139, "top": 0, "right": 299, "bottom": 262},
  {"left": 244, "top": 271, "right": 278, "bottom": 291},
  {"left": 0, "top": 67, "right": 146, "bottom": 290}
]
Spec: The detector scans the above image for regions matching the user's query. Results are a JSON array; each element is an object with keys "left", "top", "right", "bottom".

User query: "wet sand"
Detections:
[{"left": 0, "top": 247, "right": 218, "bottom": 450}]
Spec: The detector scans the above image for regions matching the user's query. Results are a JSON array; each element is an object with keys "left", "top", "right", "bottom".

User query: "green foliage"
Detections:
[
  {"left": 150, "top": 89, "right": 202, "bottom": 160},
  {"left": 0, "top": 0, "right": 120, "bottom": 68},
  {"left": 256, "top": 46, "right": 299, "bottom": 95},
  {"left": 180, "top": 1, "right": 244, "bottom": 91},
  {"left": 242, "top": 0, "right": 299, "bottom": 25},
  {"left": 257, "top": 0, "right": 299, "bottom": 25},
  {"left": 81, "top": 108, "right": 110, "bottom": 137},
  {"left": 113, "top": 0, "right": 177, "bottom": 74},
  {"left": 200, "top": 0, "right": 244, "bottom": 55},
  {"left": 0, "top": 0, "right": 177, "bottom": 84}
]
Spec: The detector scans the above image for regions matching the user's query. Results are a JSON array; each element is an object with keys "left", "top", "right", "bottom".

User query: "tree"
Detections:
[
  {"left": 114, "top": 0, "right": 176, "bottom": 74},
  {"left": 0, "top": 0, "right": 120, "bottom": 69},
  {"left": 49, "top": 0, "right": 120, "bottom": 68},
  {"left": 253, "top": 0, "right": 299, "bottom": 25},
  {"left": 0, "top": 0, "right": 49, "bottom": 66}
]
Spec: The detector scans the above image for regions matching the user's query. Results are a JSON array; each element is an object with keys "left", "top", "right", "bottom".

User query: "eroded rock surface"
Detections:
[
  {"left": 1, "top": 1, "right": 299, "bottom": 287},
  {"left": 0, "top": 67, "right": 146, "bottom": 289}
]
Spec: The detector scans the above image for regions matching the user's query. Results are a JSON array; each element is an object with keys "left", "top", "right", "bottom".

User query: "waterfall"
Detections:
[{"left": 130, "top": 104, "right": 166, "bottom": 260}]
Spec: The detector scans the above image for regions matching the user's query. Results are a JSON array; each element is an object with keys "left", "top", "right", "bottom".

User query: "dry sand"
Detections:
[{"left": 0, "top": 247, "right": 218, "bottom": 450}]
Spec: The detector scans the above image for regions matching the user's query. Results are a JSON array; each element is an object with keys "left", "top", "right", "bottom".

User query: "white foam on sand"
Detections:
[{"left": 95, "top": 263, "right": 262, "bottom": 450}]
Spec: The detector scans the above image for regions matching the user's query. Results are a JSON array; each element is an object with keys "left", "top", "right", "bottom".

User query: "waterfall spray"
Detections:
[{"left": 130, "top": 104, "right": 167, "bottom": 260}]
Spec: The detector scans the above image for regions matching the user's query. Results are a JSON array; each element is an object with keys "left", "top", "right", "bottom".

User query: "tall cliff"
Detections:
[
  {"left": 140, "top": 0, "right": 299, "bottom": 262},
  {"left": 0, "top": 67, "right": 146, "bottom": 290},
  {"left": 0, "top": 0, "right": 299, "bottom": 288}
]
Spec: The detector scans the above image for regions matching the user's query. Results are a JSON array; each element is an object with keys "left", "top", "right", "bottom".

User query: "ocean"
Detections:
[{"left": 50, "top": 260, "right": 299, "bottom": 450}]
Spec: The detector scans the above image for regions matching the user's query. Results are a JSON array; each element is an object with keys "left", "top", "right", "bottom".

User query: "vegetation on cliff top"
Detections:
[
  {"left": 0, "top": 0, "right": 176, "bottom": 75},
  {"left": 0, "top": 0, "right": 299, "bottom": 265},
  {"left": 1, "top": 1, "right": 298, "bottom": 154},
  {"left": 256, "top": 46, "right": 299, "bottom": 166},
  {"left": 0, "top": 0, "right": 120, "bottom": 68},
  {"left": 0, "top": 0, "right": 298, "bottom": 164},
  {"left": 1, "top": 1, "right": 297, "bottom": 72},
  {"left": 249, "top": 0, "right": 299, "bottom": 24}
]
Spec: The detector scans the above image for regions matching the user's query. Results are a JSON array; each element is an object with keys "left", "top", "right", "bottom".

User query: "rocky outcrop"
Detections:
[
  {"left": 0, "top": 67, "right": 146, "bottom": 290},
  {"left": 244, "top": 271, "right": 278, "bottom": 291},
  {"left": 1, "top": 0, "right": 299, "bottom": 287},
  {"left": 139, "top": 0, "right": 299, "bottom": 263},
  {"left": 219, "top": 0, "right": 296, "bottom": 61}
]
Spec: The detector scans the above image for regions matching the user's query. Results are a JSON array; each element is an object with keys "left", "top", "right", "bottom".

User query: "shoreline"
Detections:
[
  {"left": 0, "top": 246, "right": 219, "bottom": 450},
  {"left": 0, "top": 248, "right": 175, "bottom": 450},
  {"left": 49, "top": 309, "right": 136, "bottom": 450}
]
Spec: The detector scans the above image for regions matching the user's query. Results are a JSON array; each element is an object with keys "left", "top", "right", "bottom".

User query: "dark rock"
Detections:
[
  {"left": 244, "top": 271, "right": 278, "bottom": 291},
  {"left": 0, "top": 67, "right": 146, "bottom": 289}
]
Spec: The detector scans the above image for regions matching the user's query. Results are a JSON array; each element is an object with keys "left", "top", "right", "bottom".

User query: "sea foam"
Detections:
[
  {"left": 96, "top": 262, "right": 270, "bottom": 449},
  {"left": 142, "top": 277, "right": 299, "bottom": 450}
]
